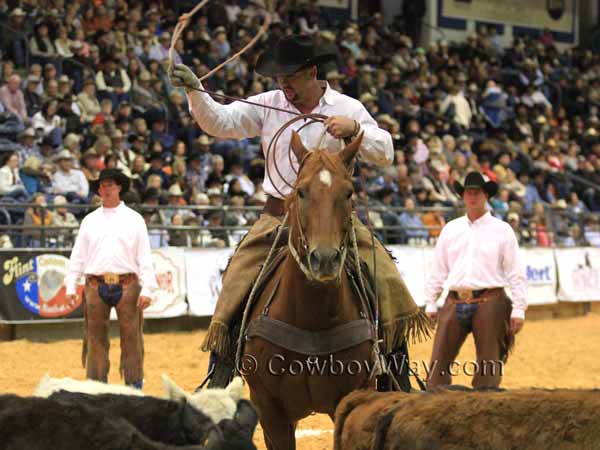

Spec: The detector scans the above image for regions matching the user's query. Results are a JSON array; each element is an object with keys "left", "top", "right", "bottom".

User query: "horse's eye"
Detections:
[{"left": 298, "top": 189, "right": 306, "bottom": 199}]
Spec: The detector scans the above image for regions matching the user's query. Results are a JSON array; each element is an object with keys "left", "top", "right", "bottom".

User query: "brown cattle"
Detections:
[{"left": 335, "top": 389, "right": 600, "bottom": 450}]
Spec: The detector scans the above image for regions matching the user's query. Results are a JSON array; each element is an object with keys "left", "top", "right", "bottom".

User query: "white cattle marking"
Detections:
[{"left": 295, "top": 429, "right": 333, "bottom": 438}]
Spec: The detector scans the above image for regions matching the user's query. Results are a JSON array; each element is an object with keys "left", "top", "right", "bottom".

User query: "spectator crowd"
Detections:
[{"left": 0, "top": 0, "right": 599, "bottom": 248}]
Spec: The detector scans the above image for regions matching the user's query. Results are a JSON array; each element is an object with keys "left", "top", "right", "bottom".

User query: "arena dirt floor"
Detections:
[{"left": 3, "top": 312, "right": 600, "bottom": 449}]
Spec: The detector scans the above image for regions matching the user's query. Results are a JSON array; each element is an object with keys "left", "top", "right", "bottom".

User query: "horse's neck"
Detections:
[{"left": 271, "top": 253, "right": 359, "bottom": 331}]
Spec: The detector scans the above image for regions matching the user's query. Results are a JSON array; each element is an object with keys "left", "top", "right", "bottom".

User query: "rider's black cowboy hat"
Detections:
[
  {"left": 254, "top": 35, "right": 336, "bottom": 77},
  {"left": 454, "top": 171, "right": 498, "bottom": 197},
  {"left": 90, "top": 169, "right": 130, "bottom": 195}
]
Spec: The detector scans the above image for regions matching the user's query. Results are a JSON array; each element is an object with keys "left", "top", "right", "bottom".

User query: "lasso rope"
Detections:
[
  {"left": 169, "top": 0, "right": 273, "bottom": 84},
  {"left": 168, "top": 0, "right": 210, "bottom": 76}
]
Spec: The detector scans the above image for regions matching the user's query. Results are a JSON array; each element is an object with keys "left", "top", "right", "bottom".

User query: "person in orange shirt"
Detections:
[{"left": 421, "top": 202, "right": 446, "bottom": 239}]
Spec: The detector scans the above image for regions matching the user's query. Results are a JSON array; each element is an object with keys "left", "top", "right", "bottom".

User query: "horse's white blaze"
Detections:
[{"left": 319, "top": 169, "right": 332, "bottom": 187}]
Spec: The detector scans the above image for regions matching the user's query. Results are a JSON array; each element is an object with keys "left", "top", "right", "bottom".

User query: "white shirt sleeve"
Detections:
[
  {"left": 31, "top": 112, "right": 45, "bottom": 131},
  {"left": 65, "top": 219, "right": 88, "bottom": 296},
  {"left": 121, "top": 69, "right": 132, "bottom": 93},
  {"left": 186, "top": 83, "right": 263, "bottom": 139},
  {"left": 95, "top": 71, "right": 109, "bottom": 92},
  {"left": 352, "top": 105, "right": 394, "bottom": 167},
  {"left": 502, "top": 227, "right": 528, "bottom": 319},
  {"left": 78, "top": 170, "right": 89, "bottom": 198},
  {"left": 0, "top": 167, "right": 12, "bottom": 194},
  {"left": 148, "top": 45, "right": 162, "bottom": 62},
  {"left": 135, "top": 216, "right": 158, "bottom": 298},
  {"left": 424, "top": 225, "right": 450, "bottom": 313}
]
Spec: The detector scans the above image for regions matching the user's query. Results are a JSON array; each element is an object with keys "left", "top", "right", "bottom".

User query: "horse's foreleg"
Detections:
[
  {"left": 261, "top": 414, "right": 296, "bottom": 450},
  {"left": 253, "top": 398, "right": 296, "bottom": 450}
]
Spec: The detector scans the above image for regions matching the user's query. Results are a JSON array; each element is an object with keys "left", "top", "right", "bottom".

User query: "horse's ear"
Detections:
[
  {"left": 339, "top": 131, "right": 364, "bottom": 168},
  {"left": 290, "top": 131, "right": 309, "bottom": 163}
]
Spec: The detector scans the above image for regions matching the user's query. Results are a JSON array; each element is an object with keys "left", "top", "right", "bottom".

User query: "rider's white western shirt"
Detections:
[
  {"left": 186, "top": 82, "right": 394, "bottom": 199},
  {"left": 65, "top": 202, "right": 158, "bottom": 299},
  {"left": 424, "top": 212, "right": 528, "bottom": 319}
]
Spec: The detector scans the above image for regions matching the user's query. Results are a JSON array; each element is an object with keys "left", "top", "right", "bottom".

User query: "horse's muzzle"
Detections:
[{"left": 308, "top": 248, "right": 342, "bottom": 281}]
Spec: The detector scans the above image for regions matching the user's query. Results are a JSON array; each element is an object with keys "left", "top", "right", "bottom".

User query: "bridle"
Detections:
[{"left": 286, "top": 152, "right": 350, "bottom": 282}]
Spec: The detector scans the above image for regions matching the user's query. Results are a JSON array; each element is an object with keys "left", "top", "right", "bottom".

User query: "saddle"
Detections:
[
  {"left": 242, "top": 240, "right": 379, "bottom": 356},
  {"left": 209, "top": 225, "right": 414, "bottom": 392}
]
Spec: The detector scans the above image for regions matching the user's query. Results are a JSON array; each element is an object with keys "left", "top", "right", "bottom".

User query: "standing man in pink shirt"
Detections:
[
  {"left": 425, "top": 172, "right": 527, "bottom": 389},
  {"left": 65, "top": 169, "right": 157, "bottom": 388}
]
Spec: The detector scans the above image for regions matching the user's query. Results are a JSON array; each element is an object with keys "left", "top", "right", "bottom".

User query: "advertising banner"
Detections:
[
  {"left": 389, "top": 246, "right": 426, "bottom": 307},
  {"left": 557, "top": 248, "right": 600, "bottom": 302},
  {"left": 510, "top": 248, "right": 557, "bottom": 305},
  {"left": 186, "top": 248, "right": 234, "bottom": 316},
  {"left": 0, "top": 251, "right": 83, "bottom": 322},
  {"left": 144, "top": 247, "right": 188, "bottom": 318},
  {"left": 441, "top": 0, "right": 574, "bottom": 33}
]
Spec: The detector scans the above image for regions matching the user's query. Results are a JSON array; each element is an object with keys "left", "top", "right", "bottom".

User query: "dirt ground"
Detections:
[{"left": 3, "top": 313, "right": 600, "bottom": 450}]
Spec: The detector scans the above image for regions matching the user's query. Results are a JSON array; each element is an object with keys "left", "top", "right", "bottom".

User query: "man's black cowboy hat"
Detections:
[
  {"left": 454, "top": 171, "right": 498, "bottom": 197},
  {"left": 90, "top": 169, "right": 130, "bottom": 194},
  {"left": 254, "top": 35, "right": 336, "bottom": 77}
]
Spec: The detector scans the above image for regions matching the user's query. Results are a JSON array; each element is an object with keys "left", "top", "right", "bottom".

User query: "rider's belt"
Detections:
[
  {"left": 449, "top": 288, "right": 503, "bottom": 304},
  {"left": 263, "top": 195, "right": 286, "bottom": 217},
  {"left": 86, "top": 273, "right": 137, "bottom": 286}
]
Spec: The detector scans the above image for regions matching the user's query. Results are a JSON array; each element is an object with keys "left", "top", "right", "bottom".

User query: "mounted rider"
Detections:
[{"left": 170, "top": 35, "right": 430, "bottom": 390}]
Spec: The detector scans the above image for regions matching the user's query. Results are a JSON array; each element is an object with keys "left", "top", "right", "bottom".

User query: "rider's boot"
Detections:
[{"left": 206, "top": 320, "right": 241, "bottom": 389}]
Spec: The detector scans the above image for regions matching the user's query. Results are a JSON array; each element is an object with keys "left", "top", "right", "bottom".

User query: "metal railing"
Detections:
[{"left": 0, "top": 202, "right": 596, "bottom": 249}]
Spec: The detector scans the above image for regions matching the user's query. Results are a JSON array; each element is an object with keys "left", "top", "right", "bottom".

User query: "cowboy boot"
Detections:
[
  {"left": 206, "top": 320, "right": 241, "bottom": 389},
  {"left": 207, "top": 352, "right": 235, "bottom": 389}
]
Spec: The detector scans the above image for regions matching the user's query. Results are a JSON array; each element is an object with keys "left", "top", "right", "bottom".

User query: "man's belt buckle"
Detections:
[
  {"left": 103, "top": 273, "right": 119, "bottom": 284},
  {"left": 457, "top": 289, "right": 473, "bottom": 301}
]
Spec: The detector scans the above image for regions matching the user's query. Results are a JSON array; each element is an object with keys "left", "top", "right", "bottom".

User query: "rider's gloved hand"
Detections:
[{"left": 169, "top": 64, "right": 201, "bottom": 90}]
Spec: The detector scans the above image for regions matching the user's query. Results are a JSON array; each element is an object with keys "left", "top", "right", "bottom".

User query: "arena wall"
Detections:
[
  {"left": 420, "top": 0, "right": 581, "bottom": 48},
  {"left": 1, "top": 245, "right": 600, "bottom": 341},
  {"left": 0, "top": 301, "right": 596, "bottom": 343}
]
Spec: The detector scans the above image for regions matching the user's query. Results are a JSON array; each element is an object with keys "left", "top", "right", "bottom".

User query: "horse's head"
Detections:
[{"left": 286, "top": 130, "right": 363, "bottom": 282}]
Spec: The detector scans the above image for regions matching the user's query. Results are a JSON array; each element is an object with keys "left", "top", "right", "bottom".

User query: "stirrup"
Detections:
[
  {"left": 195, "top": 350, "right": 235, "bottom": 391},
  {"left": 194, "top": 366, "right": 214, "bottom": 392},
  {"left": 207, "top": 354, "right": 235, "bottom": 389}
]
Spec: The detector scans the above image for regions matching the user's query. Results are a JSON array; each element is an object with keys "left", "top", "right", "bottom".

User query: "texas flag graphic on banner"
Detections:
[{"left": 15, "top": 254, "right": 82, "bottom": 318}]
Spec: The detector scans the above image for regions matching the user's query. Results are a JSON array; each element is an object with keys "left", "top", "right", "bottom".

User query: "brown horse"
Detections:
[{"left": 242, "top": 131, "right": 375, "bottom": 450}]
